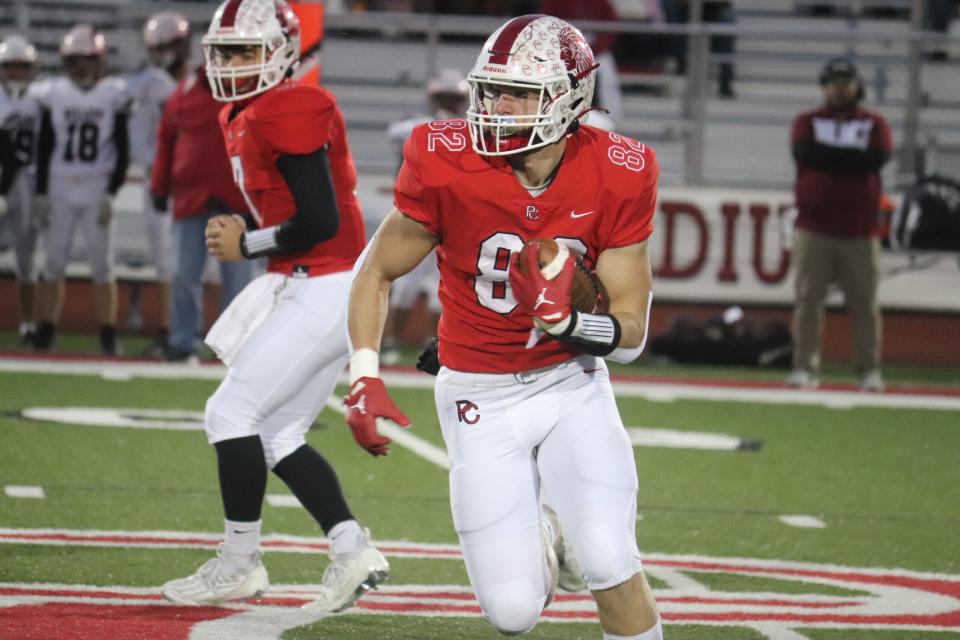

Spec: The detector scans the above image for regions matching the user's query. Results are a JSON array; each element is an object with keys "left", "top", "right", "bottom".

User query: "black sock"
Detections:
[
  {"left": 214, "top": 435, "right": 267, "bottom": 522},
  {"left": 272, "top": 445, "right": 354, "bottom": 534}
]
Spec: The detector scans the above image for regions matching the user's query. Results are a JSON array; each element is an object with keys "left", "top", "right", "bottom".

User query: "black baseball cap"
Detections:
[{"left": 819, "top": 58, "right": 859, "bottom": 84}]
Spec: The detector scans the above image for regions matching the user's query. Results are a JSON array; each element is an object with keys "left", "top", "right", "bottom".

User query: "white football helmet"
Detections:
[
  {"left": 466, "top": 14, "right": 597, "bottom": 156},
  {"left": 60, "top": 24, "right": 107, "bottom": 90},
  {"left": 203, "top": 0, "right": 301, "bottom": 102},
  {"left": 144, "top": 11, "right": 191, "bottom": 71},
  {"left": 0, "top": 35, "right": 38, "bottom": 97}
]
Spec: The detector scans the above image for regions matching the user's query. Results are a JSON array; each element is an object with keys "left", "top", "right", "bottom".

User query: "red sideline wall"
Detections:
[{"left": 2, "top": 275, "right": 958, "bottom": 366}]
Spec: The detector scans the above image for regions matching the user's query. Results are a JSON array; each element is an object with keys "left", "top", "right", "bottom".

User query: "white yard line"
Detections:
[
  {"left": 4, "top": 485, "right": 45, "bottom": 499},
  {"left": 779, "top": 515, "right": 827, "bottom": 529},
  {"left": 2, "top": 357, "right": 958, "bottom": 411}
]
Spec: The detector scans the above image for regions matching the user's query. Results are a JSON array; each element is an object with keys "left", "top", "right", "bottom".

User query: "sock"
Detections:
[
  {"left": 214, "top": 436, "right": 267, "bottom": 521},
  {"left": 327, "top": 519, "right": 364, "bottom": 556},
  {"left": 19, "top": 322, "right": 35, "bottom": 335},
  {"left": 603, "top": 620, "right": 663, "bottom": 640},
  {"left": 272, "top": 445, "right": 354, "bottom": 532},
  {"left": 221, "top": 518, "right": 261, "bottom": 573}
]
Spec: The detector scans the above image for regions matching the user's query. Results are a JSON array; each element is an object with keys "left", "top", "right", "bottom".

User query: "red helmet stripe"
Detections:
[
  {"left": 487, "top": 14, "right": 542, "bottom": 65},
  {"left": 219, "top": 0, "right": 244, "bottom": 28}
]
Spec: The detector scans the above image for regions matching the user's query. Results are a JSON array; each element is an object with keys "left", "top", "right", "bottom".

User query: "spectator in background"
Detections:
[
  {"left": 0, "top": 35, "right": 41, "bottom": 347},
  {"left": 128, "top": 11, "right": 192, "bottom": 353},
  {"left": 664, "top": 0, "right": 736, "bottom": 98},
  {"left": 151, "top": 61, "right": 252, "bottom": 363},
  {"left": 383, "top": 69, "right": 469, "bottom": 358},
  {"left": 787, "top": 58, "right": 892, "bottom": 392},
  {"left": 32, "top": 25, "right": 130, "bottom": 355},
  {"left": 541, "top": 0, "right": 623, "bottom": 125}
]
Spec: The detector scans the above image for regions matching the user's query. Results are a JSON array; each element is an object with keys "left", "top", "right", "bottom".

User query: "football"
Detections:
[{"left": 516, "top": 237, "right": 609, "bottom": 313}]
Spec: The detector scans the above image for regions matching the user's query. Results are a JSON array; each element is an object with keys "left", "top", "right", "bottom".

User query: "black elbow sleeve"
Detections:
[{"left": 274, "top": 147, "right": 340, "bottom": 253}]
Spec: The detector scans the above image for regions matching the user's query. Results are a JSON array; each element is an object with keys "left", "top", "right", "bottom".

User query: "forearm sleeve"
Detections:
[
  {"left": 241, "top": 146, "right": 340, "bottom": 258},
  {"left": 35, "top": 109, "right": 54, "bottom": 195},
  {"left": 108, "top": 112, "right": 130, "bottom": 195}
]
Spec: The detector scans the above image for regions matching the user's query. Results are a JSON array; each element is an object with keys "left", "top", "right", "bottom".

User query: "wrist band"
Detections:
[
  {"left": 241, "top": 226, "right": 279, "bottom": 258},
  {"left": 349, "top": 348, "right": 380, "bottom": 385}
]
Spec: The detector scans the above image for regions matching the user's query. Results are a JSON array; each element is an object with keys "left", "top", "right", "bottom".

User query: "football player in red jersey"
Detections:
[
  {"left": 346, "top": 14, "right": 663, "bottom": 640},
  {"left": 160, "top": 0, "right": 389, "bottom": 613}
]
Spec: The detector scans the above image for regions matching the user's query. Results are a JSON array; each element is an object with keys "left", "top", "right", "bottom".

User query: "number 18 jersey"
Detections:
[
  {"left": 33, "top": 76, "right": 130, "bottom": 181},
  {"left": 395, "top": 121, "right": 658, "bottom": 374}
]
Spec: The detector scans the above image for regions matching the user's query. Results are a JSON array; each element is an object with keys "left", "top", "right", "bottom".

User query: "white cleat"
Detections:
[
  {"left": 162, "top": 550, "right": 269, "bottom": 606},
  {"left": 302, "top": 532, "right": 390, "bottom": 614},
  {"left": 858, "top": 369, "right": 885, "bottom": 392},
  {"left": 785, "top": 369, "right": 819, "bottom": 389},
  {"left": 542, "top": 504, "right": 587, "bottom": 594}
]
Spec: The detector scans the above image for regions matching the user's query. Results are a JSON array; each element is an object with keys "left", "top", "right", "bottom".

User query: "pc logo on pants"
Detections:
[{"left": 455, "top": 400, "right": 480, "bottom": 425}]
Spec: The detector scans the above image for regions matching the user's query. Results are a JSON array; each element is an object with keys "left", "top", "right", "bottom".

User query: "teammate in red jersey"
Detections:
[
  {"left": 161, "top": 0, "right": 388, "bottom": 613},
  {"left": 346, "top": 14, "right": 663, "bottom": 640}
]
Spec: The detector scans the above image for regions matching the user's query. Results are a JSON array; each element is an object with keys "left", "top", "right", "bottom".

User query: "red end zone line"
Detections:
[{"left": 0, "top": 532, "right": 461, "bottom": 558}]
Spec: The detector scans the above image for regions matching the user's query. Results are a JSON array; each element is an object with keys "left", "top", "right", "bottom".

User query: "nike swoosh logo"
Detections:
[{"left": 570, "top": 210, "right": 594, "bottom": 219}]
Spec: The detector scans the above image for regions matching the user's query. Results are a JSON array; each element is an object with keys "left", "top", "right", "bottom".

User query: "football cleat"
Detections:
[
  {"left": 785, "top": 369, "right": 819, "bottom": 389},
  {"left": 162, "top": 549, "right": 269, "bottom": 606},
  {"left": 541, "top": 504, "right": 587, "bottom": 595},
  {"left": 540, "top": 506, "right": 560, "bottom": 606},
  {"left": 858, "top": 369, "right": 885, "bottom": 393},
  {"left": 302, "top": 531, "right": 390, "bottom": 614}
]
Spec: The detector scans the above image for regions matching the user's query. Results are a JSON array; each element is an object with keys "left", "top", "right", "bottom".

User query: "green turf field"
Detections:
[{"left": 1, "top": 348, "right": 959, "bottom": 639}]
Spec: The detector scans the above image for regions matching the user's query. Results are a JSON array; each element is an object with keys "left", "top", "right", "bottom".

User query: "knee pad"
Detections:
[
  {"left": 261, "top": 432, "right": 307, "bottom": 469},
  {"left": 204, "top": 383, "right": 258, "bottom": 445},
  {"left": 482, "top": 580, "right": 541, "bottom": 636},
  {"left": 577, "top": 522, "right": 642, "bottom": 590}
]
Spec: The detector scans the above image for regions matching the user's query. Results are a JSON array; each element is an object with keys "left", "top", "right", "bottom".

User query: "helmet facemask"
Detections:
[
  {"left": 468, "top": 76, "right": 574, "bottom": 156},
  {"left": 202, "top": 0, "right": 301, "bottom": 103},
  {"left": 0, "top": 61, "right": 35, "bottom": 98}
]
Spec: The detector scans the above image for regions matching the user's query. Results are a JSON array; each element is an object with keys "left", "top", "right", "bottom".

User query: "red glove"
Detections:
[
  {"left": 509, "top": 244, "right": 574, "bottom": 326},
  {"left": 344, "top": 377, "right": 412, "bottom": 456}
]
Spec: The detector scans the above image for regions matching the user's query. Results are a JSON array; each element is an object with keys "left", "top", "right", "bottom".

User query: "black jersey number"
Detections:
[
  {"left": 64, "top": 122, "right": 99, "bottom": 163},
  {"left": 13, "top": 129, "right": 33, "bottom": 164}
]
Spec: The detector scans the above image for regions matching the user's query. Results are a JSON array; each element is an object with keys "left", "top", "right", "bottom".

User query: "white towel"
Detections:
[{"left": 205, "top": 272, "right": 286, "bottom": 367}]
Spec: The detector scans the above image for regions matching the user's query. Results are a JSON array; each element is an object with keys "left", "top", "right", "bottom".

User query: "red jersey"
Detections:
[
  {"left": 791, "top": 106, "right": 892, "bottom": 238},
  {"left": 219, "top": 81, "right": 365, "bottom": 276},
  {"left": 396, "top": 121, "right": 658, "bottom": 373},
  {"left": 151, "top": 68, "right": 249, "bottom": 220}
]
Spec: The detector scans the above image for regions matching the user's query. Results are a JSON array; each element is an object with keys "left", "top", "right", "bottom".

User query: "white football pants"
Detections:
[
  {"left": 204, "top": 270, "right": 351, "bottom": 468},
  {"left": 45, "top": 174, "right": 113, "bottom": 282},
  {"left": 435, "top": 355, "right": 643, "bottom": 634}
]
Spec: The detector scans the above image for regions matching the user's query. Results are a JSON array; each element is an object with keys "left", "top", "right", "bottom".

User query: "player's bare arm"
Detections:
[
  {"left": 595, "top": 239, "right": 653, "bottom": 349},
  {"left": 349, "top": 207, "right": 438, "bottom": 352}
]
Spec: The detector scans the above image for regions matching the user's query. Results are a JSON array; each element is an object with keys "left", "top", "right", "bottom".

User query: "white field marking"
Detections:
[
  {"left": 744, "top": 624, "right": 814, "bottom": 640},
  {"left": 265, "top": 494, "right": 301, "bottom": 508},
  {"left": 324, "top": 397, "right": 451, "bottom": 469},
  {"left": 0, "top": 528, "right": 463, "bottom": 559},
  {"left": 4, "top": 485, "right": 45, "bottom": 499},
  {"left": 779, "top": 515, "right": 827, "bottom": 529},
  {"left": 3, "top": 357, "right": 960, "bottom": 411},
  {"left": 20, "top": 407, "right": 205, "bottom": 431},
  {"left": 626, "top": 427, "right": 746, "bottom": 450}
]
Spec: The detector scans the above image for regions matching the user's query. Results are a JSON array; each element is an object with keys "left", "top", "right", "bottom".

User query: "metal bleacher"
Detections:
[{"left": 0, "top": 0, "right": 957, "bottom": 277}]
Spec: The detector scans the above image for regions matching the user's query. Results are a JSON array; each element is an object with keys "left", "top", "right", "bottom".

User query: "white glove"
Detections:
[
  {"left": 33, "top": 195, "right": 50, "bottom": 228},
  {"left": 0, "top": 195, "right": 7, "bottom": 217},
  {"left": 97, "top": 196, "right": 113, "bottom": 226}
]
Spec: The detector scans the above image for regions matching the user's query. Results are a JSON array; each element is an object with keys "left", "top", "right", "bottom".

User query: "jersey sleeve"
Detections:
[
  {"left": 394, "top": 127, "right": 439, "bottom": 235},
  {"left": 603, "top": 145, "right": 659, "bottom": 249},
  {"left": 250, "top": 86, "right": 336, "bottom": 156}
]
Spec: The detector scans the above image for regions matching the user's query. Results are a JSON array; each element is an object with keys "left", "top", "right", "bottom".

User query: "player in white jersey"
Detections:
[
  {"left": 128, "top": 11, "right": 191, "bottom": 351},
  {"left": 0, "top": 35, "right": 41, "bottom": 346},
  {"left": 32, "top": 24, "right": 131, "bottom": 355},
  {"left": 382, "top": 69, "right": 468, "bottom": 359}
]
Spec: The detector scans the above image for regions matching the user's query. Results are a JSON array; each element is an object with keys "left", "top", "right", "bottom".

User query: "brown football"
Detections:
[{"left": 517, "top": 238, "right": 609, "bottom": 313}]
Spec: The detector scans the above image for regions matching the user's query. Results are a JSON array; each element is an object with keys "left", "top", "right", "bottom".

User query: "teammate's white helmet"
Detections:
[
  {"left": 60, "top": 24, "right": 107, "bottom": 90},
  {"left": 144, "top": 11, "right": 191, "bottom": 48},
  {"left": 0, "top": 35, "right": 38, "bottom": 97},
  {"left": 466, "top": 14, "right": 597, "bottom": 156},
  {"left": 202, "top": 0, "right": 301, "bottom": 102}
]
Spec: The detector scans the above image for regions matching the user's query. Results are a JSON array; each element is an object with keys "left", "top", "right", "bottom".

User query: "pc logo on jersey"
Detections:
[
  {"left": 455, "top": 400, "right": 480, "bottom": 425},
  {"left": 525, "top": 204, "right": 540, "bottom": 220}
]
